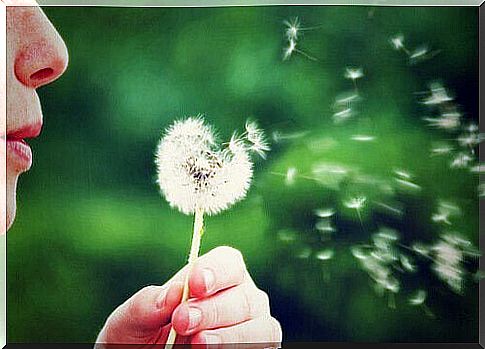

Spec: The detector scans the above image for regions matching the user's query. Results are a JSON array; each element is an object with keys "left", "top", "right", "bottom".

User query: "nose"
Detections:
[{"left": 13, "top": 10, "right": 68, "bottom": 89}]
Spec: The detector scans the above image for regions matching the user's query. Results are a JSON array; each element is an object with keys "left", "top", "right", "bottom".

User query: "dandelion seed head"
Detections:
[{"left": 155, "top": 116, "right": 254, "bottom": 216}]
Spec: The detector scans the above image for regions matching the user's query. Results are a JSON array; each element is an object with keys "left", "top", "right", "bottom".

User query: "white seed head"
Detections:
[
  {"left": 155, "top": 116, "right": 255, "bottom": 216},
  {"left": 284, "top": 17, "right": 301, "bottom": 41}
]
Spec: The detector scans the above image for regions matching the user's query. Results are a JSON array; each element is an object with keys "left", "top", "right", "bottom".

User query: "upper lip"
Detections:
[{"left": 7, "top": 122, "right": 42, "bottom": 140}]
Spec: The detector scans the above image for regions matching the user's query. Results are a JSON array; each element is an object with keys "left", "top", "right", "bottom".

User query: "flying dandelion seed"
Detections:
[
  {"left": 314, "top": 208, "right": 336, "bottom": 218},
  {"left": 297, "top": 247, "right": 312, "bottom": 259},
  {"left": 316, "top": 249, "right": 335, "bottom": 261},
  {"left": 344, "top": 196, "right": 367, "bottom": 210},
  {"left": 155, "top": 116, "right": 268, "bottom": 346},
  {"left": 333, "top": 107, "right": 354, "bottom": 123},
  {"left": 470, "top": 164, "right": 485, "bottom": 173},
  {"left": 285, "top": 167, "right": 298, "bottom": 185},
  {"left": 394, "top": 178, "right": 422, "bottom": 192},
  {"left": 409, "top": 46, "right": 440, "bottom": 64},
  {"left": 393, "top": 169, "right": 412, "bottom": 180},
  {"left": 351, "top": 246, "right": 368, "bottom": 260},
  {"left": 479, "top": 184, "right": 485, "bottom": 197},
  {"left": 409, "top": 290, "right": 427, "bottom": 306},
  {"left": 283, "top": 38, "right": 297, "bottom": 61},
  {"left": 390, "top": 34, "right": 406, "bottom": 51},
  {"left": 430, "top": 142, "right": 454, "bottom": 156},
  {"left": 277, "top": 229, "right": 297, "bottom": 242},
  {"left": 244, "top": 120, "right": 270, "bottom": 159},
  {"left": 422, "top": 82, "right": 454, "bottom": 105},
  {"left": 344, "top": 67, "right": 364, "bottom": 81},
  {"left": 450, "top": 152, "right": 473, "bottom": 169},
  {"left": 400, "top": 254, "right": 417, "bottom": 272},
  {"left": 315, "top": 219, "right": 337, "bottom": 233},
  {"left": 431, "top": 200, "right": 461, "bottom": 225},
  {"left": 424, "top": 115, "right": 461, "bottom": 131},
  {"left": 272, "top": 130, "right": 309, "bottom": 143},
  {"left": 351, "top": 135, "right": 376, "bottom": 142},
  {"left": 284, "top": 17, "right": 301, "bottom": 41}
]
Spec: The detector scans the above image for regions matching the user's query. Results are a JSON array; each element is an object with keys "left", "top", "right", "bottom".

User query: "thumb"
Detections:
[{"left": 97, "top": 282, "right": 184, "bottom": 343}]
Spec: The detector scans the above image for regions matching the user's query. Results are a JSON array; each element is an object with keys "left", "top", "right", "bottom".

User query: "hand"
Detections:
[{"left": 95, "top": 246, "right": 282, "bottom": 348}]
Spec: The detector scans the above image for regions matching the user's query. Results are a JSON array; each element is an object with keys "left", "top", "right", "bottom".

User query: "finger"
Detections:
[
  {"left": 172, "top": 283, "right": 269, "bottom": 336},
  {"left": 97, "top": 282, "right": 184, "bottom": 343},
  {"left": 190, "top": 316, "right": 282, "bottom": 347},
  {"left": 189, "top": 246, "right": 248, "bottom": 298}
]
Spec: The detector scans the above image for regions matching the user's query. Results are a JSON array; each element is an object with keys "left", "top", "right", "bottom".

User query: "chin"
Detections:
[{"left": 6, "top": 169, "right": 19, "bottom": 233}]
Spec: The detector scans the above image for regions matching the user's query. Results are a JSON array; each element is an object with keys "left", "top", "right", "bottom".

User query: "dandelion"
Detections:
[{"left": 155, "top": 116, "right": 267, "bottom": 347}]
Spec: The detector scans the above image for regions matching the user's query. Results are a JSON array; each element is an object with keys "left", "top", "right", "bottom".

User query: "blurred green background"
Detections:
[{"left": 7, "top": 5, "right": 479, "bottom": 343}]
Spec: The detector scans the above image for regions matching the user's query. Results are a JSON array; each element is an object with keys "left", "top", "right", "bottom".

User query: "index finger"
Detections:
[{"left": 188, "top": 246, "right": 248, "bottom": 298}]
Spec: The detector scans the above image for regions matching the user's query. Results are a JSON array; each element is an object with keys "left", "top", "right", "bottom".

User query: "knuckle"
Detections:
[
  {"left": 216, "top": 245, "right": 244, "bottom": 263},
  {"left": 257, "top": 290, "right": 270, "bottom": 313},
  {"left": 269, "top": 317, "right": 283, "bottom": 342}
]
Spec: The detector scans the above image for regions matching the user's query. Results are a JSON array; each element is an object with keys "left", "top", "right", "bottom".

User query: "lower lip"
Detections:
[{"left": 7, "top": 138, "right": 33, "bottom": 171}]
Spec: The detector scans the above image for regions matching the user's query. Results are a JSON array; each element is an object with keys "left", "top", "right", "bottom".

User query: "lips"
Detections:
[{"left": 6, "top": 122, "right": 42, "bottom": 172}]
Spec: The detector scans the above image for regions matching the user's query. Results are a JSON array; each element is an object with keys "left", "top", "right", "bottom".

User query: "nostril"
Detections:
[{"left": 30, "top": 67, "right": 54, "bottom": 81}]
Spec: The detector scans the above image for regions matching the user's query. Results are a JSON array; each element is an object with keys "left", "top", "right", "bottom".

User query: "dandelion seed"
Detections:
[
  {"left": 277, "top": 229, "right": 297, "bottom": 242},
  {"left": 284, "top": 17, "right": 301, "bottom": 41},
  {"left": 457, "top": 132, "right": 482, "bottom": 148},
  {"left": 344, "top": 196, "right": 367, "bottom": 210},
  {"left": 470, "top": 164, "right": 485, "bottom": 173},
  {"left": 351, "top": 135, "right": 376, "bottom": 142},
  {"left": 344, "top": 67, "right": 364, "bottom": 81},
  {"left": 431, "top": 200, "right": 460, "bottom": 225},
  {"left": 272, "top": 130, "right": 309, "bottom": 143},
  {"left": 335, "top": 91, "right": 361, "bottom": 107},
  {"left": 424, "top": 110, "right": 461, "bottom": 130},
  {"left": 315, "top": 219, "right": 336, "bottom": 233},
  {"left": 393, "top": 169, "right": 412, "bottom": 180},
  {"left": 450, "top": 152, "right": 473, "bottom": 169},
  {"left": 412, "top": 242, "right": 430, "bottom": 256},
  {"left": 351, "top": 246, "right": 368, "bottom": 260},
  {"left": 297, "top": 247, "right": 312, "bottom": 259},
  {"left": 422, "top": 82, "right": 453, "bottom": 105},
  {"left": 400, "top": 254, "right": 417, "bottom": 272},
  {"left": 283, "top": 38, "right": 297, "bottom": 61},
  {"left": 409, "top": 290, "right": 427, "bottom": 306},
  {"left": 409, "top": 46, "right": 429, "bottom": 60},
  {"left": 390, "top": 34, "right": 405, "bottom": 50},
  {"left": 314, "top": 208, "right": 336, "bottom": 218},
  {"left": 244, "top": 120, "right": 270, "bottom": 159},
  {"left": 333, "top": 107, "right": 354, "bottom": 123},
  {"left": 465, "top": 123, "right": 479, "bottom": 133},
  {"left": 316, "top": 249, "right": 334, "bottom": 261},
  {"left": 285, "top": 167, "right": 298, "bottom": 185},
  {"left": 473, "top": 270, "right": 485, "bottom": 282},
  {"left": 430, "top": 142, "right": 454, "bottom": 156},
  {"left": 394, "top": 178, "right": 422, "bottom": 192},
  {"left": 374, "top": 201, "right": 403, "bottom": 217}
]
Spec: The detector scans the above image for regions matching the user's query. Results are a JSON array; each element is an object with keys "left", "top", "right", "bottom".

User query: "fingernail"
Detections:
[
  {"left": 187, "top": 307, "right": 202, "bottom": 331},
  {"left": 202, "top": 268, "right": 215, "bottom": 293},
  {"left": 203, "top": 334, "right": 221, "bottom": 346}
]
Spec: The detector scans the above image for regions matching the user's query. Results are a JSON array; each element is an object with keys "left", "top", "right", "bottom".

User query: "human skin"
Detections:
[{"left": 6, "top": 5, "right": 282, "bottom": 346}]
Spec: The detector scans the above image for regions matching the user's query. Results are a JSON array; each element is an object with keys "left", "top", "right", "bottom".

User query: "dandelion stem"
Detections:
[
  {"left": 165, "top": 207, "right": 205, "bottom": 349},
  {"left": 295, "top": 48, "right": 319, "bottom": 62}
]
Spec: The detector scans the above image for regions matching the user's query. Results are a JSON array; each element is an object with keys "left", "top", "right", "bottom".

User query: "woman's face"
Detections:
[{"left": 6, "top": 5, "right": 68, "bottom": 231}]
